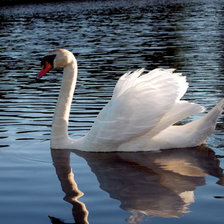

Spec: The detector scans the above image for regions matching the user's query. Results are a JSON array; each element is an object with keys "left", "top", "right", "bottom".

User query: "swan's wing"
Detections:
[{"left": 85, "top": 68, "right": 203, "bottom": 147}]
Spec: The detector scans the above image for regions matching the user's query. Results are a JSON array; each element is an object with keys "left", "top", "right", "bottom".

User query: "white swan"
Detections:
[{"left": 37, "top": 49, "right": 224, "bottom": 152}]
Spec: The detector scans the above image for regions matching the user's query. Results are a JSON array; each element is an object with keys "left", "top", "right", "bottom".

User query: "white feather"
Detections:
[{"left": 83, "top": 68, "right": 205, "bottom": 150}]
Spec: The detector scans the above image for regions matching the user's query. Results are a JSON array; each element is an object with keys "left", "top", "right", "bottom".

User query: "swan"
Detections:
[{"left": 37, "top": 49, "right": 224, "bottom": 152}]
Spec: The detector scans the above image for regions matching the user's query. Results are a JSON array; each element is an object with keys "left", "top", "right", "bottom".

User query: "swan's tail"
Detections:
[{"left": 186, "top": 98, "right": 224, "bottom": 145}]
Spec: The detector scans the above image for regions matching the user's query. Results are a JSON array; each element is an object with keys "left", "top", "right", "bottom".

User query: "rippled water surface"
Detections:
[{"left": 0, "top": 0, "right": 224, "bottom": 223}]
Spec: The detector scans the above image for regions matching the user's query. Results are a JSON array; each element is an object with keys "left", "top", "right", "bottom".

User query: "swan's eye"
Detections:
[{"left": 41, "top": 54, "right": 56, "bottom": 68}]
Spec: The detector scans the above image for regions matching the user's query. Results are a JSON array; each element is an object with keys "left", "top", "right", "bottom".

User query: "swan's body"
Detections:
[{"left": 38, "top": 49, "right": 224, "bottom": 152}]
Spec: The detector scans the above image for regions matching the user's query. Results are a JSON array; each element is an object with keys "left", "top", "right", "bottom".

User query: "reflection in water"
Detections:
[
  {"left": 51, "top": 146, "right": 223, "bottom": 224},
  {"left": 51, "top": 150, "right": 89, "bottom": 224}
]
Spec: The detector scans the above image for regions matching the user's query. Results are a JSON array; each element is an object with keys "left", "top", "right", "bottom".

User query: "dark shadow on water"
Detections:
[
  {"left": 1, "top": 0, "right": 74, "bottom": 6},
  {"left": 51, "top": 146, "right": 224, "bottom": 224},
  {"left": 49, "top": 215, "right": 76, "bottom": 224}
]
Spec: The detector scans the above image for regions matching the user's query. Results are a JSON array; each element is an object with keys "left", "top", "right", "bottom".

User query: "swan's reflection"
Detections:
[
  {"left": 50, "top": 150, "right": 89, "bottom": 224},
  {"left": 51, "top": 146, "right": 224, "bottom": 224}
]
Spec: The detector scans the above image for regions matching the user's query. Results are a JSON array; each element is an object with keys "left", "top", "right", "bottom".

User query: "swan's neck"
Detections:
[{"left": 51, "top": 60, "right": 77, "bottom": 143}]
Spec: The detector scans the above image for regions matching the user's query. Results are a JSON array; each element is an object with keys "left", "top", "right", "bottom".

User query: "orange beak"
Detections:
[{"left": 37, "top": 61, "right": 52, "bottom": 78}]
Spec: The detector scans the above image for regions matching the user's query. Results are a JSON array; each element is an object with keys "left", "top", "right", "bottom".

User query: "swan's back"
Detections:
[{"left": 79, "top": 68, "right": 210, "bottom": 152}]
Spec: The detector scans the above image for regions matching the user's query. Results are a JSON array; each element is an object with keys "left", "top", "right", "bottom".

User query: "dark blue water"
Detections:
[{"left": 0, "top": 0, "right": 224, "bottom": 223}]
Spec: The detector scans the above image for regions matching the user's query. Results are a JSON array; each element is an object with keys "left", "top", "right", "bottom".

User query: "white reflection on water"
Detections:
[{"left": 51, "top": 146, "right": 224, "bottom": 224}]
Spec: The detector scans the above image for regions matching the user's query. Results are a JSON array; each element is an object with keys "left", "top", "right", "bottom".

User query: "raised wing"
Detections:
[{"left": 84, "top": 68, "right": 203, "bottom": 149}]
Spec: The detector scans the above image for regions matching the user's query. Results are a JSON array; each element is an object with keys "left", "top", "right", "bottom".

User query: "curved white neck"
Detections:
[{"left": 51, "top": 59, "right": 77, "bottom": 143}]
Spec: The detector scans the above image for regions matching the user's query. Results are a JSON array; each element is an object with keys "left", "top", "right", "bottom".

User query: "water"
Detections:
[{"left": 0, "top": 0, "right": 224, "bottom": 223}]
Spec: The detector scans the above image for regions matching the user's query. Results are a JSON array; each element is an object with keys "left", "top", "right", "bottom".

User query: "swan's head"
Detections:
[{"left": 37, "top": 49, "right": 75, "bottom": 78}]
